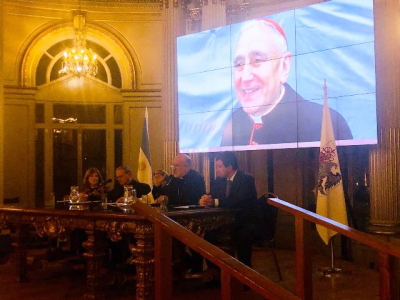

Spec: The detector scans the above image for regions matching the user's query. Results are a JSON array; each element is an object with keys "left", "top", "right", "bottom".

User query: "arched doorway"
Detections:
[{"left": 18, "top": 16, "right": 139, "bottom": 206}]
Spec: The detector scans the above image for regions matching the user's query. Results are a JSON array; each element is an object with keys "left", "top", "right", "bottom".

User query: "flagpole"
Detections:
[
  {"left": 137, "top": 107, "right": 154, "bottom": 203},
  {"left": 316, "top": 238, "right": 351, "bottom": 276},
  {"left": 315, "top": 79, "right": 351, "bottom": 277}
]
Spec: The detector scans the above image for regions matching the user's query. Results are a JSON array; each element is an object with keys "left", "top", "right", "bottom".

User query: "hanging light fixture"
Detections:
[{"left": 59, "top": 13, "right": 98, "bottom": 77}]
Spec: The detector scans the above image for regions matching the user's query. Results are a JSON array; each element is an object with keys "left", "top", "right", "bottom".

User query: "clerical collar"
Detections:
[{"left": 248, "top": 84, "right": 285, "bottom": 123}]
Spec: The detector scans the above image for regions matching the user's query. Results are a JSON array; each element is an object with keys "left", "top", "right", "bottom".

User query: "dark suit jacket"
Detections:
[
  {"left": 211, "top": 170, "right": 259, "bottom": 229},
  {"left": 221, "top": 84, "right": 353, "bottom": 146},
  {"left": 108, "top": 179, "right": 151, "bottom": 202},
  {"left": 165, "top": 169, "right": 206, "bottom": 206}
]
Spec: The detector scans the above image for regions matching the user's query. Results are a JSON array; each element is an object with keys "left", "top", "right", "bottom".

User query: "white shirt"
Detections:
[{"left": 228, "top": 170, "right": 238, "bottom": 182}]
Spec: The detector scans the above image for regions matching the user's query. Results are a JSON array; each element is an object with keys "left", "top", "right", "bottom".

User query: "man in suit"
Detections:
[
  {"left": 199, "top": 151, "right": 259, "bottom": 267},
  {"left": 221, "top": 18, "right": 352, "bottom": 146},
  {"left": 108, "top": 165, "right": 151, "bottom": 202}
]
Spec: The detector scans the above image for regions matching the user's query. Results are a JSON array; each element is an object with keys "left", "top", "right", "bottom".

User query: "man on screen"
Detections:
[{"left": 221, "top": 18, "right": 352, "bottom": 146}]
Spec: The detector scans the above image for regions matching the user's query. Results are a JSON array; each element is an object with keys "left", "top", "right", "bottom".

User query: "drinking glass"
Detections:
[
  {"left": 69, "top": 186, "right": 80, "bottom": 203},
  {"left": 159, "top": 195, "right": 168, "bottom": 212},
  {"left": 124, "top": 185, "right": 136, "bottom": 204}
]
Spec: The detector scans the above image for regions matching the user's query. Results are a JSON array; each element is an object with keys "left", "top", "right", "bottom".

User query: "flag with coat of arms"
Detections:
[
  {"left": 137, "top": 107, "right": 154, "bottom": 203},
  {"left": 316, "top": 80, "right": 348, "bottom": 245}
]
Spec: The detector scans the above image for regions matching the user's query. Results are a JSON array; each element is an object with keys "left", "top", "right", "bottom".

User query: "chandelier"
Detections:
[{"left": 59, "top": 13, "right": 98, "bottom": 77}]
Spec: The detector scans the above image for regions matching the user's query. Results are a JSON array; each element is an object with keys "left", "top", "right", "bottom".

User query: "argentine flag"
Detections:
[{"left": 137, "top": 108, "right": 154, "bottom": 202}]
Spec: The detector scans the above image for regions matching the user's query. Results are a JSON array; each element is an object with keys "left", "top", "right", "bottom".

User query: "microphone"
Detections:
[
  {"left": 101, "top": 179, "right": 112, "bottom": 186},
  {"left": 165, "top": 175, "right": 173, "bottom": 186},
  {"left": 89, "top": 179, "right": 112, "bottom": 195}
]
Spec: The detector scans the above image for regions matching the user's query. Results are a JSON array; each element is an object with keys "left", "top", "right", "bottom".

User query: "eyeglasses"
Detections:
[
  {"left": 171, "top": 164, "right": 186, "bottom": 169},
  {"left": 116, "top": 174, "right": 126, "bottom": 180}
]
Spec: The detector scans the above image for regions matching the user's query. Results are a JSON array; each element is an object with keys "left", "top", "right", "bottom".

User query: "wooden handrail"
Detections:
[
  {"left": 267, "top": 197, "right": 400, "bottom": 300},
  {"left": 268, "top": 198, "right": 400, "bottom": 258},
  {"left": 132, "top": 202, "right": 300, "bottom": 300}
]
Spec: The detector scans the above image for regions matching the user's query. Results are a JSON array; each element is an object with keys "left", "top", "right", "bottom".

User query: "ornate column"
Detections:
[
  {"left": 368, "top": 0, "right": 400, "bottom": 234},
  {"left": 226, "top": 1, "right": 249, "bottom": 25},
  {"left": 201, "top": 0, "right": 226, "bottom": 31},
  {"left": 203, "top": 154, "right": 211, "bottom": 193},
  {"left": 162, "top": 0, "right": 186, "bottom": 170},
  {"left": 83, "top": 224, "right": 106, "bottom": 299},
  {"left": 131, "top": 219, "right": 154, "bottom": 300}
]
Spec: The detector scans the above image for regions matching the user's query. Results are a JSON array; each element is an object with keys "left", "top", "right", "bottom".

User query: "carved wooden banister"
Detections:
[
  {"left": 268, "top": 197, "right": 400, "bottom": 300},
  {"left": 132, "top": 202, "right": 300, "bottom": 300}
]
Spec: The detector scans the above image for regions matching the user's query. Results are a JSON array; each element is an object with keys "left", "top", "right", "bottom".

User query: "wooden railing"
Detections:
[
  {"left": 132, "top": 202, "right": 300, "bottom": 300},
  {"left": 134, "top": 197, "right": 400, "bottom": 300},
  {"left": 267, "top": 197, "right": 400, "bottom": 300}
]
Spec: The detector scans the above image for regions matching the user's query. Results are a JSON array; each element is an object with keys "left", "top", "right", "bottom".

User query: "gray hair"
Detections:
[
  {"left": 238, "top": 19, "right": 288, "bottom": 54},
  {"left": 116, "top": 166, "right": 131, "bottom": 174}
]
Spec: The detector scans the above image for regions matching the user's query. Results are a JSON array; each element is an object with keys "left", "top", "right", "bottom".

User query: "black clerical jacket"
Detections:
[
  {"left": 165, "top": 169, "right": 206, "bottom": 206},
  {"left": 108, "top": 179, "right": 151, "bottom": 202},
  {"left": 221, "top": 84, "right": 353, "bottom": 146}
]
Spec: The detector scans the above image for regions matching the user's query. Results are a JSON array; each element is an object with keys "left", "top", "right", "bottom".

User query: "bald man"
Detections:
[
  {"left": 164, "top": 154, "right": 206, "bottom": 207},
  {"left": 161, "top": 154, "right": 206, "bottom": 273}
]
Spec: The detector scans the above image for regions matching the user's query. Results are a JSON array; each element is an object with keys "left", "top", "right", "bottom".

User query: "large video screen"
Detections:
[{"left": 177, "top": 0, "right": 376, "bottom": 153}]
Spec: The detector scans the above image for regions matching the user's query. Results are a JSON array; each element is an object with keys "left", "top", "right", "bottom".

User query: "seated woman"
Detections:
[
  {"left": 152, "top": 169, "right": 169, "bottom": 200},
  {"left": 81, "top": 167, "right": 108, "bottom": 201},
  {"left": 70, "top": 168, "right": 107, "bottom": 254}
]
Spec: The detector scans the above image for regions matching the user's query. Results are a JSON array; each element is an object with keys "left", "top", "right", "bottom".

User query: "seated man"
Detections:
[
  {"left": 106, "top": 166, "right": 151, "bottom": 267},
  {"left": 160, "top": 154, "right": 206, "bottom": 274},
  {"left": 108, "top": 166, "right": 151, "bottom": 202},
  {"left": 162, "top": 154, "right": 206, "bottom": 207},
  {"left": 199, "top": 151, "right": 259, "bottom": 267}
]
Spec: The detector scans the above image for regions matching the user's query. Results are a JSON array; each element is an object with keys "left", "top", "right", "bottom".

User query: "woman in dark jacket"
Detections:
[{"left": 81, "top": 168, "right": 107, "bottom": 201}]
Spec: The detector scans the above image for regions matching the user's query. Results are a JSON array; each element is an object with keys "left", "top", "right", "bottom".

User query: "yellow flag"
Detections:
[{"left": 316, "top": 80, "right": 348, "bottom": 245}]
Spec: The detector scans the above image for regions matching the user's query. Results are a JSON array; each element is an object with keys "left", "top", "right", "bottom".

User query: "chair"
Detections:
[
  {"left": 257, "top": 193, "right": 282, "bottom": 281},
  {"left": 3, "top": 196, "right": 19, "bottom": 205}
]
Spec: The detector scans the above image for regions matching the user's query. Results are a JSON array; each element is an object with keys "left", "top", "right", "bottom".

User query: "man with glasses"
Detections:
[
  {"left": 108, "top": 165, "right": 151, "bottom": 202},
  {"left": 221, "top": 18, "right": 352, "bottom": 146},
  {"left": 105, "top": 166, "right": 151, "bottom": 269},
  {"left": 163, "top": 154, "right": 206, "bottom": 207},
  {"left": 159, "top": 154, "right": 206, "bottom": 274}
]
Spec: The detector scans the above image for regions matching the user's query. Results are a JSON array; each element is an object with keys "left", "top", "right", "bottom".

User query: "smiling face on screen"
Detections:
[{"left": 233, "top": 21, "right": 292, "bottom": 117}]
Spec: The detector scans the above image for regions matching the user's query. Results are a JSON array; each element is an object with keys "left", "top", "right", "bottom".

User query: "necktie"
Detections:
[{"left": 225, "top": 179, "right": 231, "bottom": 198}]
